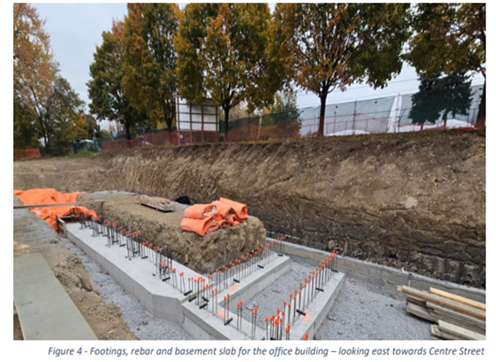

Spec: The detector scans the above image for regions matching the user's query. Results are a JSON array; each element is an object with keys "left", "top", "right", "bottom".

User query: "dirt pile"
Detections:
[
  {"left": 14, "top": 130, "right": 486, "bottom": 287},
  {"left": 78, "top": 192, "right": 266, "bottom": 273}
]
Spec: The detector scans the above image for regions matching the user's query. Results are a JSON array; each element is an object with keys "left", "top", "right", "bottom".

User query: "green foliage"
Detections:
[
  {"left": 122, "top": 3, "right": 180, "bottom": 131},
  {"left": 409, "top": 73, "right": 472, "bottom": 126},
  {"left": 405, "top": 3, "right": 485, "bottom": 127},
  {"left": 14, "top": 3, "right": 90, "bottom": 155},
  {"left": 43, "top": 76, "right": 89, "bottom": 156},
  {"left": 14, "top": 95, "right": 40, "bottom": 149},
  {"left": 87, "top": 20, "right": 145, "bottom": 139},
  {"left": 272, "top": 3, "right": 410, "bottom": 136},
  {"left": 268, "top": 87, "right": 299, "bottom": 114},
  {"left": 175, "top": 3, "right": 221, "bottom": 104},
  {"left": 405, "top": 4, "right": 485, "bottom": 78},
  {"left": 176, "top": 3, "right": 280, "bottom": 140},
  {"left": 64, "top": 150, "right": 96, "bottom": 159}
]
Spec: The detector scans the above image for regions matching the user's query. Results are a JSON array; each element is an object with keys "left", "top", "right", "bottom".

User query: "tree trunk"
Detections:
[
  {"left": 223, "top": 106, "right": 230, "bottom": 142},
  {"left": 124, "top": 121, "right": 131, "bottom": 140},
  {"left": 318, "top": 90, "right": 328, "bottom": 137},
  {"left": 36, "top": 113, "right": 48, "bottom": 147},
  {"left": 162, "top": 102, "right": 173, "bottom": 131},
  {"left": 475, "top": 80, "right": 486, "bottom": 129}
]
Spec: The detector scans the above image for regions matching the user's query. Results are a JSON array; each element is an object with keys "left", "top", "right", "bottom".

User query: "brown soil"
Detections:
[
  {"left": 77, "top": 192, "right": 266, "bottom": 273},
  {"left": 13, "top": 197, "right": 138, "bottom": 340},
  {"left": 14, "top": 130, "right": 486, "bottom": 287}
]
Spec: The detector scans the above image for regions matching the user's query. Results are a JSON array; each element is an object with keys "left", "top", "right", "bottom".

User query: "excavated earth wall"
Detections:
[{"left": 14, "top": 131, "right": 486, "bottom": 287}]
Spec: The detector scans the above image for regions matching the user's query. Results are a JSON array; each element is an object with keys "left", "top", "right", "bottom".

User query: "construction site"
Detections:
[{"left": 13, "top": 130, "right": 486, "bottom": 341}]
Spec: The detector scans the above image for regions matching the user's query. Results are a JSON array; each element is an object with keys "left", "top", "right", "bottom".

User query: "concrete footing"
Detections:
[
  {"left": 67, "top": 223, "right": 344, "bottom": 340},
  {"left": 273, "top": 238, "right": 485, "bottom": 303}
]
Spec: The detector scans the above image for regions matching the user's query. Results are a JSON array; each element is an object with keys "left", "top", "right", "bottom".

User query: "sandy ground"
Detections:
[{"left": 13, "top": 197, "right": 137, "bottom": 340}]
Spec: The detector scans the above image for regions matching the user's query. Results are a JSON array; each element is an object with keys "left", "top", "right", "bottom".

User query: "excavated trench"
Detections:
[{"left": 14, "top": 130, "right": 486, "bottom": 287}]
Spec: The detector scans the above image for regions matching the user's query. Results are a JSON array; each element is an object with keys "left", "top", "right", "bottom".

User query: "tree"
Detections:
[
  {"left": 267, "top": 87, "right": 299, "bottom": 114},
  {"left": 14, "top": 3, "right": 57, "bottom": 146},
  {"left": 176, "top": 3, "right": 280, "bottom": 141},
  {"left": 14, "top": 95, "right": 40, "bottom": 149},
  {"left": 122, "top": 3, "right": 180, "bottom": 132},
  {"left": 272, "top": 3, "right": 410, "bottom": 137},
  {"left": 405, "top": 3, "right": 485, "bottom": 128},
  {"left": 44, "top": 76, "right": 89, "bottom": 155},
  {"left": 14, "top": 3, "right": 86, "bottom": 155},
  {"left": 409, "top": 72, "right": 472, "bottom": 129},
  {"left": 87, "top": 20, "right": 144, "bottom": 139}
]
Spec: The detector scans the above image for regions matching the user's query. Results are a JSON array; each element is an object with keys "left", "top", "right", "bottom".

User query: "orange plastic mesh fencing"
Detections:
[
  {"left": 14, "top": 188, "right": 97, "bottom": 230},
  {"left": 14, "top": 148, "right": 41, "bottom": 159}
]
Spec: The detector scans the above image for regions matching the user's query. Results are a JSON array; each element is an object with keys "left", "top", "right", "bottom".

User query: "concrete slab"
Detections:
[
  {"left": 67, "top": 223, "right": 201, "bottom": 323},
  {"left": 183, "top": 255, "right": 291, "bottom": 340},
  {"left": 66, "top": 223, "right": 292, "bottom": 339},
  {"left": 290, "top": 271, "right": 345, "bottom": 340},
  {"left": 14, "top": 253, "right": 97, "bottom": 340},
  {"left": 273, "top": 238, "right": 485, "bottom": 303}
]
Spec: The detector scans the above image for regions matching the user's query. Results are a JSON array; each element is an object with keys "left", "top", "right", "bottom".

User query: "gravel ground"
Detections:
[
  {"left": 60, "top": 236, "right": 192, "bottom": 340},
  {"left": 315, "top": 277, "right": 435, "bottom": 340},
  {"left": 241, "top": 260, "right": 316, "bottom": 330},
  {"left": 240, "top": 258, "right": 434, "bottom": 340}
]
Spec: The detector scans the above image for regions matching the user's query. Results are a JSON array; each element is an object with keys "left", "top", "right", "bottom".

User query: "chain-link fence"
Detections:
[{"left": 80, "top": 83, "right": 483, "bottom": 153}]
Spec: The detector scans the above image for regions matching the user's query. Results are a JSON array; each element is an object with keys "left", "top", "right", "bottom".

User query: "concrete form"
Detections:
[
  {"left": 67, "top": 223, "right": 344, "bottom": 340},
  {"left": 274, "top": 239, "right": 485, "bottom": 303},
  {"left": 14, "top": 253, "right": 97, "bottom": 340}
]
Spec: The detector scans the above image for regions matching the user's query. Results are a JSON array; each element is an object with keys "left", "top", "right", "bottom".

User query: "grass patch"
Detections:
[{"left": 65, "top": 150, "right": 97, "bottom": 159}]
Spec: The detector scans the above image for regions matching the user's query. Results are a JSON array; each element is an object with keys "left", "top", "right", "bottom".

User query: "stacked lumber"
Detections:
[
  {"left": 139, "top": 195, "right": 175, "bottom": 213},
  {"left": 398, "top": 285, "right": 485, "bottom": 340}
]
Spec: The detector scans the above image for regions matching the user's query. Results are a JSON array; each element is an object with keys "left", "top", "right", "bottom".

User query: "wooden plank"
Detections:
[
  {"left": 430, "top": 287, "right": 485, "bottom": 311},
  {"left": 431, "top": 324, "right": 458, "bottom": 340},
  {"left": 14, "top": 200, "right": 105, "bottom": 209},
  {"left": 426, "top": 302, "right": 485, "bottom": 326},
  {"left": 430, "top": 312, "right": 485, "bottom": 335},
  {"left": 406, "top": 295, "right": 427, "bottom": 307},
  {"left": 406, "top": 302, "right": 437, "bottom": 322},
  {"left": 426, "top": 302, "right": 485, "bottom": 333},
  {"left": 438, "top": 320, "right": 485, "bottom": 340},
  {"left": 14, "top": 254, "right": 97, "bottom": 340},
  {"left": 400, "top": 286, "right": 485, "bottom": 320},
  {"left": 139, "top": 195, "right": 175, "bottom": 213},
  {"left": 56, "top": 216, "right": 67, "bottom": 237}
]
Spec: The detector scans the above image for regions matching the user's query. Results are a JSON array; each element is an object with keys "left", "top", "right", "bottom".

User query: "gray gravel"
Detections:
[
  {"left": 239, "top": 258, "right": 434, "bottom": 340},
  {"left": 241, "top": 260, "right": 315, "bottom": 330},
  {"left": 60, "top": 236, "right": 192, "bottom": 340},
  {"left": 315, "top": 277, "right": 435, "bottom": 340}
]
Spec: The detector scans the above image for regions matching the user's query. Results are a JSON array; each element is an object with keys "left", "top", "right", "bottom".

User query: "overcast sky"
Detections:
[{"left": 35, "top": 2, "right": 484, "bottom": 113}]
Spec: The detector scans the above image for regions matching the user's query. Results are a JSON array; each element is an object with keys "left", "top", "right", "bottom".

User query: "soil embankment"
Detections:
[{"left": 14, "top": 130, "right": 486, "bottom": 287}]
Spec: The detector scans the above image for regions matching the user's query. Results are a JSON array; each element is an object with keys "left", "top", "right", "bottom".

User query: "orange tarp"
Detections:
[
  {"left": 219, "top": 198, "right": 248, "bottom": 222},
  {"left": 183, "top": 204, "right": 216, "bottom": 219},
  {"left": 180, "top": 197, "right": 246, "bottom": 236},
  {"left": 180, "top": 215, "right": 219, "bottom": 236},
  {"left": 211, "top": 200, "right": 236, "bottom": 222},
  {"left": 14, "top": 188, "right": 97, "bottom": 230}
]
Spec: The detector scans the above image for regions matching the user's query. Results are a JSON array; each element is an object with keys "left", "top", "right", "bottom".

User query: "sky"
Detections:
[{"left": 35, "top": 2, "right": 485, "bottom": 114}]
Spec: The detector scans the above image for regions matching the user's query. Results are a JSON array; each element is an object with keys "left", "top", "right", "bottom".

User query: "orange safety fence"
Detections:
[
  {"left": 14, "top": 188, "right": 97, "bottom": 230},
  {"left": 14, "top": 148, "right": 41, "bottom": 159}
]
